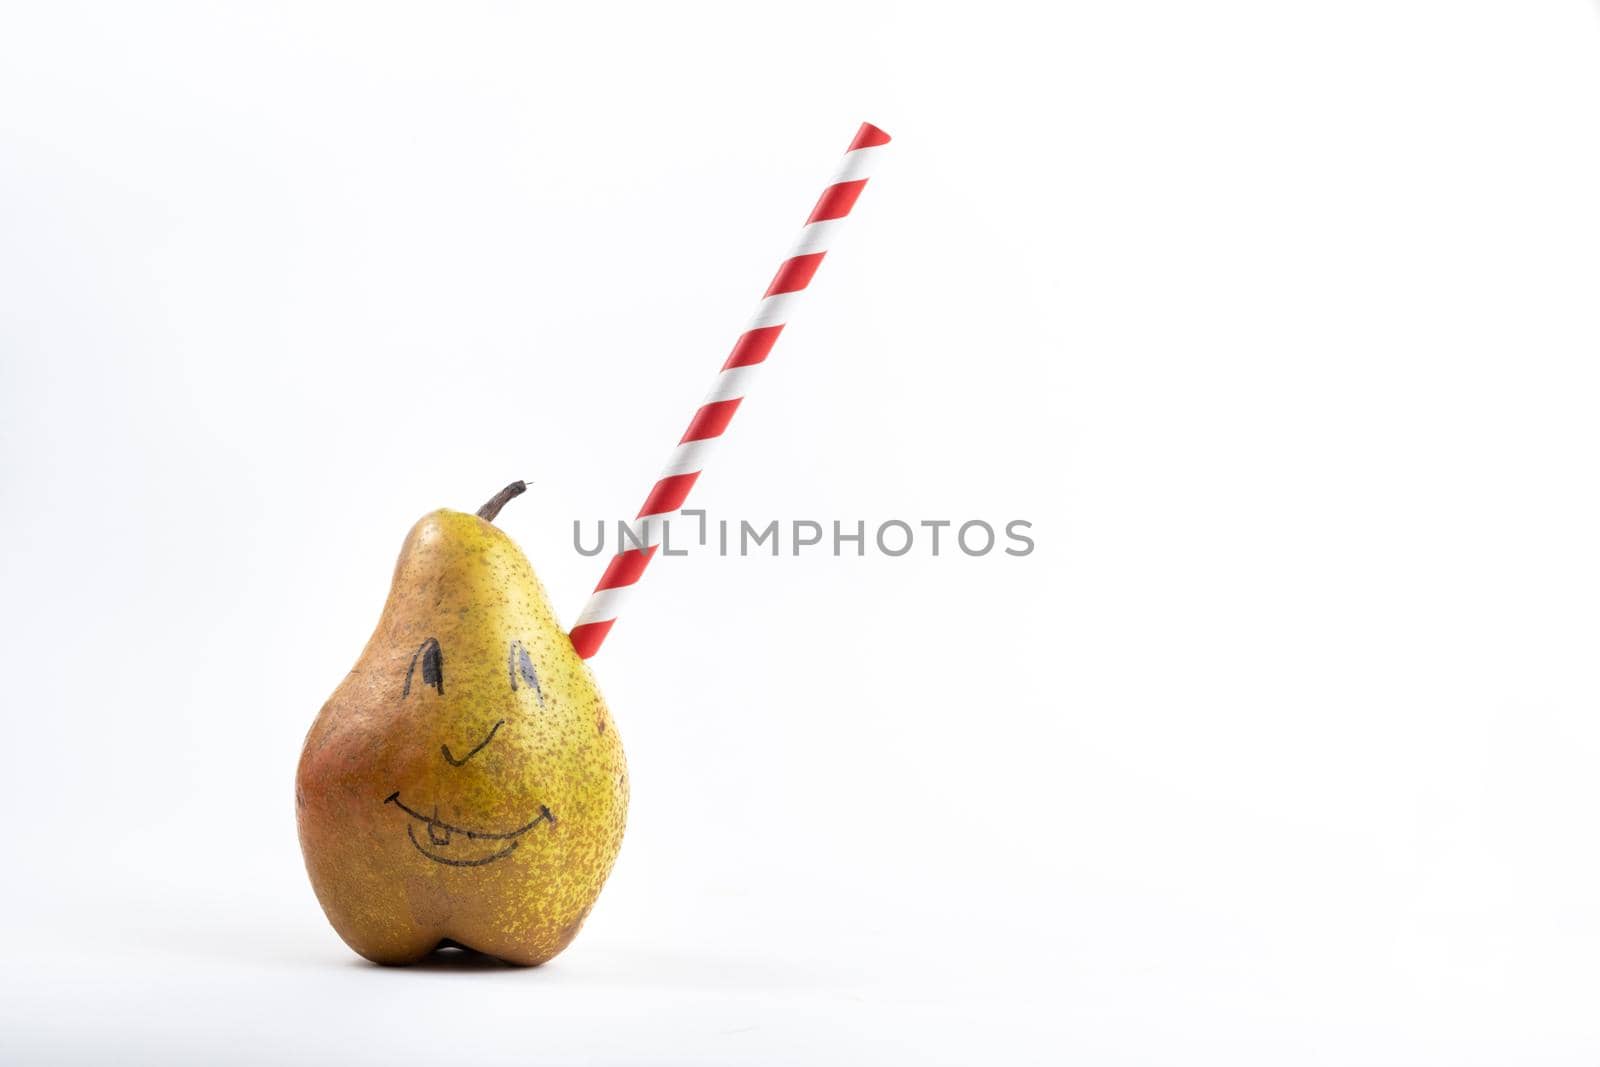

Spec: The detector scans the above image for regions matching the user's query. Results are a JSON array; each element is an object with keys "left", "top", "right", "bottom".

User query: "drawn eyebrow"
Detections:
[
  {"left": 403, "top": 638, "right": 444, "bottom": 697},
  {"left": 508, "top": 640, "right": 544, "bottom": 706}
]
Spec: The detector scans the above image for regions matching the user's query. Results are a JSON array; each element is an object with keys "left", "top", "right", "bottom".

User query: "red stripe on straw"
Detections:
[
  {"left": 765, "top": 252, "right": 826, "bottom": 296},
  {"left": 638, "top": 472, "right": 700, "bottom": 517},
  {"left": 569, "top": 620, "right": 614, "bottom": 660},
  {"left": 723, "top": 325, "right": 785, "bottom": 369},
  {"left": 594, "top": 545, "right": 657, "bottom": 591},
  {"left": 680, "top": 398, "right": 742, "bottom": 443},
  {"left": 808, "top": 179, "right": 868, "bottom": 223},
  {"left": 847, "top": 123, "right": 892, "bottom": 151}
]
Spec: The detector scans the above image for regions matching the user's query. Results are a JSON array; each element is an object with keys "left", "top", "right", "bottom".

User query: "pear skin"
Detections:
[{"left": 296, "top": 504, "right": 627, "bottom": 965}]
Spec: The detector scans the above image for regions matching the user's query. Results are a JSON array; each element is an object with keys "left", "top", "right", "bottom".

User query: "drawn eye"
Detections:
[
  {"left": 403, "top": 638, "right": 444, "bottom": 697},
  {"left": 508, "top": 640, "right": 544, "bottom": 706}
]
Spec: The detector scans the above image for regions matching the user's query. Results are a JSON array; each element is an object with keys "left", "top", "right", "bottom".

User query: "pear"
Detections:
[{"left": 296, "top": 483, "right": 627, "bottom": 965}]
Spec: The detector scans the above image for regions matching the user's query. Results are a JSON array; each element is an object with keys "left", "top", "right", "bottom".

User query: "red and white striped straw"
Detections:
[{"left": 569, "top": 121, "right": 891, "bottom": 659}]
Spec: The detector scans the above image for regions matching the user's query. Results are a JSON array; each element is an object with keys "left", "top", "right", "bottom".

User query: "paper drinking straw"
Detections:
[{"left": 569, "top": 122, "right": 891, "bottom": 659}]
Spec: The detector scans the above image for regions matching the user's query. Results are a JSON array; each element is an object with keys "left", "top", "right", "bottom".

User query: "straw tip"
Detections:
[{"left": 849, "top": 122, "right": 891, "bottom": 150}]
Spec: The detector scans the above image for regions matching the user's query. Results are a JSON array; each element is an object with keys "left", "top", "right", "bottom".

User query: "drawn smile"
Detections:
[{"left": 383, "top": 792, "right": 555, "bottom": 867}]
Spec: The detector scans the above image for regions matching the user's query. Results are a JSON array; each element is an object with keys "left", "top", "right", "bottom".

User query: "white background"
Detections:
[{"left": 3, "top": 2, "right": 1599, "bottom": 1063}]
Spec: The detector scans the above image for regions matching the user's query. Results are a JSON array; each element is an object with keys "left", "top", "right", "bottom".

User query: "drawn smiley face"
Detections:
[{"left": 382, "top": 636, "right": 557, "bottom": 868}]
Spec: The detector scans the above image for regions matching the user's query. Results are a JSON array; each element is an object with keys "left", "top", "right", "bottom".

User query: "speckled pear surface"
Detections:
[{"left": 296, "top": 506, "right": 628, "bottom": 965}]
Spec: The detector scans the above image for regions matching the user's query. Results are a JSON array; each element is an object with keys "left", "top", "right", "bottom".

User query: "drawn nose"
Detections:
[{"left": 441, "top": 719, "right": 505, "bottom": 767}]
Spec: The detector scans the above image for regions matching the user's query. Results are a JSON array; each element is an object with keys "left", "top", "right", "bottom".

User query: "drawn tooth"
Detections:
[{"left": 428, "top": 822, "right": 451, "bottom": 847}]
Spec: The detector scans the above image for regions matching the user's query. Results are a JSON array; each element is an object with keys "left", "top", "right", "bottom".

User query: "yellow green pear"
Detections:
[{"left": 296, "top": 483, "right": 628, "bottom": 965}]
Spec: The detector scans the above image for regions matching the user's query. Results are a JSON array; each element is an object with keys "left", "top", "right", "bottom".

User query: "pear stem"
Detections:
[{"left": 476, "top": 481, "right": 528, "bottom": 523}]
